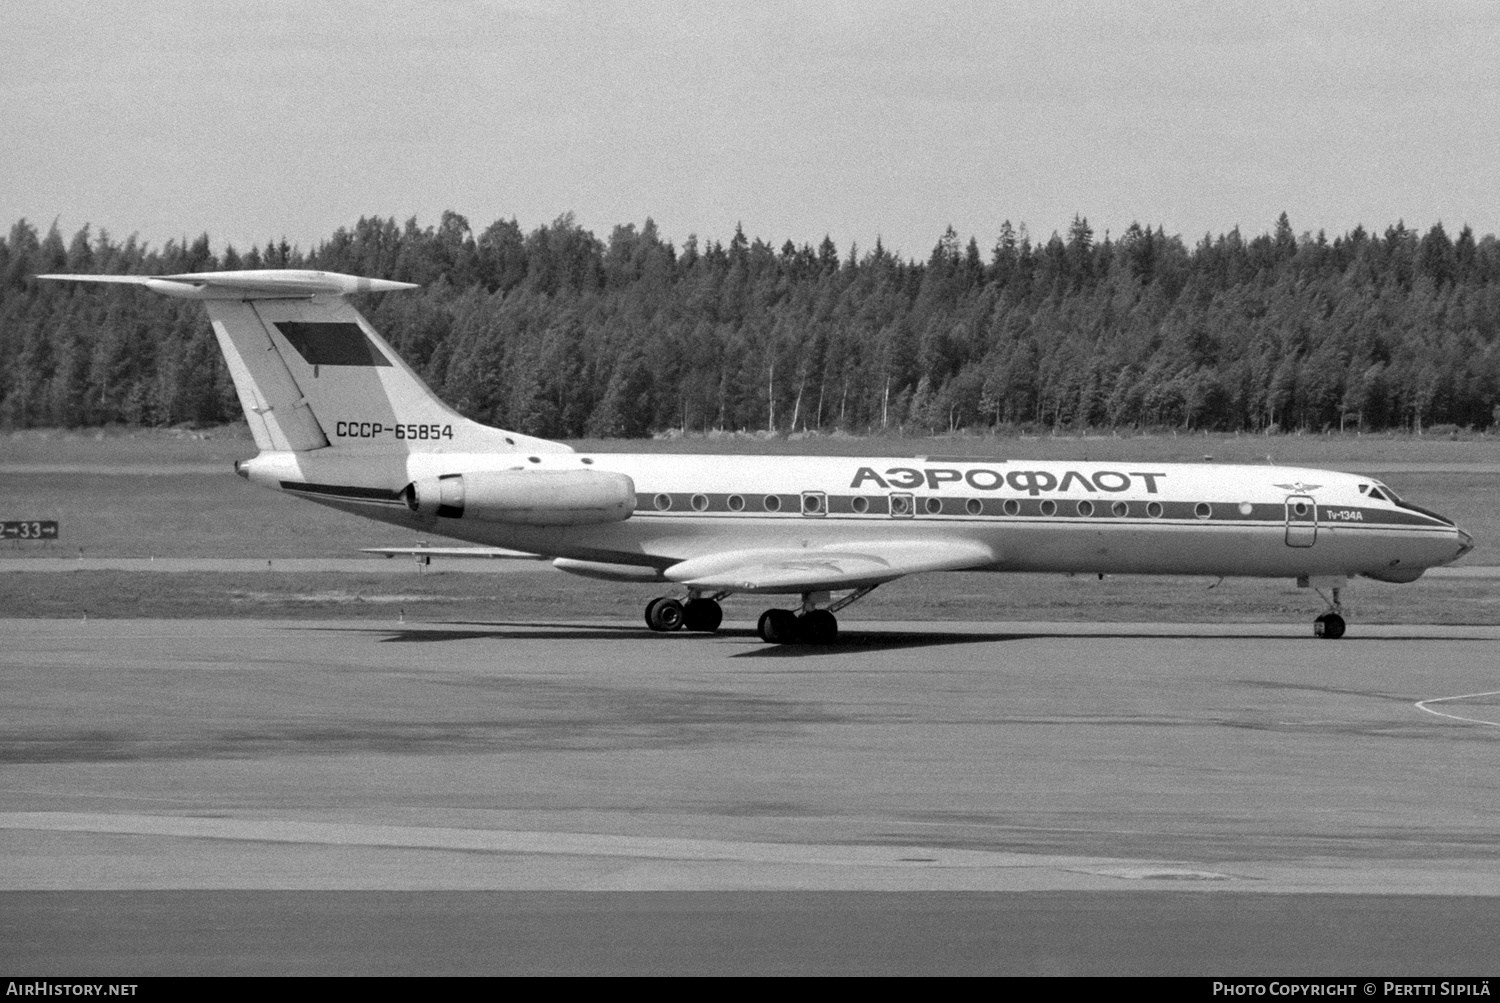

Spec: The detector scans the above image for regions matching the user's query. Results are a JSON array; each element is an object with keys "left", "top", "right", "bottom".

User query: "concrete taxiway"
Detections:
[{"left": 3, "top": 616, "right": 1499, "bottom": 973}]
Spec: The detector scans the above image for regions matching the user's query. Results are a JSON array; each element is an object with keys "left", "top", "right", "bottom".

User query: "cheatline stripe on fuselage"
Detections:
[
  {"left": 277, "top": 480, "right": 1452, "bottom": 534},
  {"left": 626, "top": 492, "right": 1449, "bottom": 527}
]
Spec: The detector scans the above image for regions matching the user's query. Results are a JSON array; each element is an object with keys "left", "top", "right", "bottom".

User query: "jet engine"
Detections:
[{"left": 403, "top": 469, "right": 636, "bottom": 526}]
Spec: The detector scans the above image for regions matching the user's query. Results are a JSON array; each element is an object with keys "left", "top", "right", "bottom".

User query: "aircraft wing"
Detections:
[
  {"left": 362, "top": 547, "right": 547, "bottom": 560},
  {"left": 663, "top": 539, "right": 996, "bottom": 593}
]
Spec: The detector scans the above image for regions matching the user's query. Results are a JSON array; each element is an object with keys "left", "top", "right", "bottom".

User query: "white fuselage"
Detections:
[
  {"left": 44, "top": 269, "right": 1469, "bottom": 600},
  {"left": 240, "top": 449, "right": 1471, "bottom": 588}
]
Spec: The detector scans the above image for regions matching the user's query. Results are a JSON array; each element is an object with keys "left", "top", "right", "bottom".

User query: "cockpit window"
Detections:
[
  {"left": 1373, "top": 482, "right": 1401, "bottom": 502},
  {"left": 1366, "top": 487, "right": 1386, "bottom": 501}
]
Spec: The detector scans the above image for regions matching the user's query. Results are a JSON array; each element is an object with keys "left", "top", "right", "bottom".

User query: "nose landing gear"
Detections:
[
  {"left": 1300, "top": 576, "right": 1349, "bottom": 640},
  {"left": 1313, "top": 611, "right": 1346, "bottom": 639}
]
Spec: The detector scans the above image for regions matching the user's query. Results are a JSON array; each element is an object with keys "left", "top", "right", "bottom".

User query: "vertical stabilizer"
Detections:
[{"left": 35, "top": 270, "right": 571, "bottom": 455}]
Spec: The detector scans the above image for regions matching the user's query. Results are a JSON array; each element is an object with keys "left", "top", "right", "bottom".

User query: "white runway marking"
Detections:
[{"left": 1414, "top": 690, "right": 1500, "bottom": 729}]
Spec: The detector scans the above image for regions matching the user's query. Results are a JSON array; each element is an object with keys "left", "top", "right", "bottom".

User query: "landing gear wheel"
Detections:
[
  {"left": 757, "top": 609, "right": 800, "bottom": 644},
  {"left": 645, "top": 597, "right": 685, "bottom": 632},
  {"left": 1314, "top": 612, "right": 1346, "bottom": 640},
  {"left": 798, "top": 609, "right": 838, "bottom": 645},
  {"left": 682, "top": 598, "right": 723, "bottom": 633}
]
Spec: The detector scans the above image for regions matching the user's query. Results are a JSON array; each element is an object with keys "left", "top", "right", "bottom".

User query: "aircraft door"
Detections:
[{"left": 1285, "top": 495, "right": 1317, "bottom": 547}]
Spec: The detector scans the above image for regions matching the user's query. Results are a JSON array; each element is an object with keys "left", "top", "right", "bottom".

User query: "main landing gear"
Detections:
[
  {"left": 644, "top": 593, "right": 725, "bottom": 633},
  {"left": 756, "top": 586, "right": 878, "bottom": 646},
  {"left": 756, "top": 608, "right": 837, "bottom": 645},
  {"left": 643, "top": 586, "right": 878, "bottom": 645}
]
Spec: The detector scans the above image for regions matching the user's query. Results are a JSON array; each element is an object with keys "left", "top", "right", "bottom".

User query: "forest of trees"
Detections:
[{"left": 3, "top": 209, "right": 1499, "bottom": 437}]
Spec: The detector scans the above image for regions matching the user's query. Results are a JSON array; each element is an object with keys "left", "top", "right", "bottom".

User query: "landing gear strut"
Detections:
[
  {"left": 645, "top": 593, "right": 726, "bottom": 633},
  {"left": 756, "top": 586, "right": 878, "bottom": 645},
  {"left": 1304, "top": 577, "right": 1348, "bottom": 640}
]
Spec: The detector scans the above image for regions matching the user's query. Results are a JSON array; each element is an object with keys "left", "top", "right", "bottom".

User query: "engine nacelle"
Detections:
[{"left": 404, "top": 469, "right": 636, "bottom": 526}]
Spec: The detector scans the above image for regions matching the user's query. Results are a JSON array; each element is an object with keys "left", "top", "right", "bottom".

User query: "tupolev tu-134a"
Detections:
[{"left": 38, "top": 269, "right": 1474, "bottom": 643}]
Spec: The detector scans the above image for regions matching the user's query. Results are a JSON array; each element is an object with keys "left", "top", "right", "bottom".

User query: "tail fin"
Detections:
[{"left": 36, "top": 270, "right": 569, "bottom": 455}]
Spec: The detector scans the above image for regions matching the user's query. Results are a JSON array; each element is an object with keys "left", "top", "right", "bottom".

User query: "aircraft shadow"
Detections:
[
  {"left": 729, "top": 630, "right": 1039, "bottom": 657},
  {"left": 295, "top": 623, "right": 656, "bottom": 644},
  {"left": 297, "top": 622, "right": 998, "bottom": 650},
  {"left": 729, "top": 629, "right": 1500, "bottom": 656},
  {"left": 286, "top": 621, "right": 1484, "bottom": 655}
]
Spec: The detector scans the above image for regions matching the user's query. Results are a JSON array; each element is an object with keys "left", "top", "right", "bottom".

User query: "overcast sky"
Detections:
[{"left": 4, "top": 1, "right": 1498, "bottom": 260}]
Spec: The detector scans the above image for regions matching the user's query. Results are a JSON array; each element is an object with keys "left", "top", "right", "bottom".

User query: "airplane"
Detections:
[{"left": 38, "top": 269, "right": 1474, "bottom": 643}]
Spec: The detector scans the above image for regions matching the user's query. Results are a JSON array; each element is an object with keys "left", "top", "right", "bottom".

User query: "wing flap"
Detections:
[{"left": 664, "top": 539, "right": 996, "bottom": 592}]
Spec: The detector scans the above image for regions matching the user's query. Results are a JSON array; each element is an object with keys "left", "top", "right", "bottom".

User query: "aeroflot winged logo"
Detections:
[
  {"left": 1273, "top": 481, "right": 1323, "bottom": 493},
  {"left": 850, "top": 466, "right": 1166, "bottom": 495}
]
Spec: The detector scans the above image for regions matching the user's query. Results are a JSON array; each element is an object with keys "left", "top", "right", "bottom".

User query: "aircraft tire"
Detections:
[
  {"left": 1314, "top": 612, "right": 1346, "bottom": 639},
  {"left": 682, "top": 598, "right": 723, "bottom": 633},
  {"left": 799, "top": 609, "right": 838, "bottom": 645},
  {"left": 646, "top": 597, "right": 685, "bottom": 632},
  {"left": 757, "top": 609, "right": 800, "bottom": 644}
]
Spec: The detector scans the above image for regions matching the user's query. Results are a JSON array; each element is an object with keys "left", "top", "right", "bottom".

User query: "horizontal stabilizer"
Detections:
[
  {"left": 36, "top": 270, "right": 417, "bottom": 300},
  {"left": 665, "top": 539, "right": 996, "bottom": 593}
]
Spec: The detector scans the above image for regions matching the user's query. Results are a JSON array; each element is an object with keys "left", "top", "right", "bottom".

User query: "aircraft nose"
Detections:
[{"left": 1455, "top": 527, "right": 1475, "bottom": 560}]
